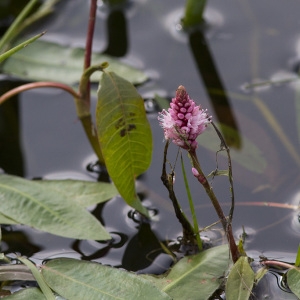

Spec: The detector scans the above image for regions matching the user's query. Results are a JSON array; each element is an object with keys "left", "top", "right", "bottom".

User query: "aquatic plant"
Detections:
[{"left": 0, "top": 0, "right": 300, "bottom": 299}]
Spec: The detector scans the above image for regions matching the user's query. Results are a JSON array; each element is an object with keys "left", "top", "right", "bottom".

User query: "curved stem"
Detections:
[
  {"left": 262, "top": 260, "right": 296, "bottom": 270},
  {"left": 0, "top": 81, "right": 80, "bottom": 105}
]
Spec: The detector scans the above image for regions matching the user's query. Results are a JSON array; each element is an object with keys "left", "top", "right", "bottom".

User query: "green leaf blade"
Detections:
[
  {"left": 287, "top": 268, "right": 300, "bottom": 298},
  {"left": 143, "top": 245, "right": 230, "bottom": 300},
  {"left": 225, "top": 256, "right": 255, "bottom": 300},
  {"left": 42, "top": 258, "right": 171, "bottom": 300},
  {"left": 96, "top": 72, "right": 152, "bottom": 216},
  {"left": 0, "top": 174, "right": 110, "bottom": 240},
  {"left": 37, "top": 179, "right": 118, "bottom": 207}
]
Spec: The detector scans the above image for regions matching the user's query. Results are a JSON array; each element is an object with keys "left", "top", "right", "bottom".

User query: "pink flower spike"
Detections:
[
  {"left": 192, "top": 167, "right": 199, "bottom": 177},
  {"left": 158, "top": 85, "right": 211, "bottom": 149}
]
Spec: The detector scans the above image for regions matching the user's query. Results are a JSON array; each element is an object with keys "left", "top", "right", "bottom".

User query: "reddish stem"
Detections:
[
  {"left": 82, "top": 0, "right": 97, "bottom": 103},
  {"left": 0, "top": 81, "right": 80, "bottom": 105},
  {"left": 262, "top": 260, "right": 296, "bottom": 270},
  {"left": 189, "top": 149, "right": 240, "bottom": 263}
]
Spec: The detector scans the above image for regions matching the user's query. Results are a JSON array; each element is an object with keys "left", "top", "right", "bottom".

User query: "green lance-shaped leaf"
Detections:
[
  {"left": 36, "top": 179, "right": 118, "bottom": 207},
  {"left": 143, "top": 245, "right": 231, "bottom": 300},
  {"left": 96, "top": 72, "right": 152, "bottom": 216},
  {"left": 41, "top": 258, "right": 171, "bottom": 300},
  {"left": 225, "top": 256, "right": 255, "bottom": 300},
  {"left": 287, "top": 268, "right": 300, "bottom": 298},
  {"left": 0, "top": 174, "right": 110, "bottom": 240}
]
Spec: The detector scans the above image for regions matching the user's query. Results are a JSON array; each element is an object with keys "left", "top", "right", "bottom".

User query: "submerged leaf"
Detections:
[
  {"left": 225, "top": 256, "right": 255, "bottom": 300},
  {"left": 96, "top": 72, "right": 152, "bottom": 216},
  {"left": 0, "top": 39, "right": 148, "bottom": 85},
  {"left": 143, "top": 245, "right": 230, "bottom": 300},
  {"left": 42, "top": 258, "right": 171, "bottom": 300},
  {"left": 0, "top": 174, "right": 110, "bottom": 240}
]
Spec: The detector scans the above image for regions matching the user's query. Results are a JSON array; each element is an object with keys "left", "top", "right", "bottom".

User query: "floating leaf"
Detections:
[
  {"left": 41, "top": 258, "right": 171, "bottom": 300},
  {"left": 0, "top": 39, "right": 148, "bottom": 85},
  {"left": 37, "top": 179, "right": 118, "bottom": 207},
  {"left": 96, "top": 72, "right": 152, "bottom": 216},
  {"left": 143, "top": 245, "right": 230, "bottom": 300},
  {"left": 0, "top": 174, "right": 110, "bottom": 240},
  {"left": 225, "top": 256, "right": 255, "bottom": 300},
  {"left": 287, "top": 268, "right": 300, "bottom": 298},
  {"left": 4, "top": 288, "right": 46, "bottom": 300}
]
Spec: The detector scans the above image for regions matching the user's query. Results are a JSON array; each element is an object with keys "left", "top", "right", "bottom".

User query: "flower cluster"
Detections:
[{"left": 158, "top": 85, "right": 211, "bottom": 149}]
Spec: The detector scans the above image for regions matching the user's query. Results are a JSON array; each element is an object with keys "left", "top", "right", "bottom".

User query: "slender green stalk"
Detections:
[
  {"left": 77, "top": 63, "right": 109, "bottom": 117},
  {"left": 182, "top": 0, "right": 207, "bottom": 28},
  {"left": 295, "top": 243, "right": 300, "bottom": 267},
  {"left": 181, "top": 154, "right": 202, "bottom": 251},
  {"left": 0, "top": 0, "right": 39, "bottom": 52},
  {"left": 0, "top": 32, "right": 45, "bottom": 63},
  {"left": 20, "top": 0, "right": 61, "bottom": 32}
]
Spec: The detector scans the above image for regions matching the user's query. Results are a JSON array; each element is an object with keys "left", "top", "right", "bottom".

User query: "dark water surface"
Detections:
[{"left": 1, "top": 0, "right": 300, "bottom": 281}]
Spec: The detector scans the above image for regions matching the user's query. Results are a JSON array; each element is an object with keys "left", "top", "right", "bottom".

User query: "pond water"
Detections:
[{"left": 1, "top": 0, "right": 300, "bottom": 294}]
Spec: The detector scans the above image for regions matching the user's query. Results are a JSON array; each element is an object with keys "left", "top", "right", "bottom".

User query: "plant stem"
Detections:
[
  {"left": 181, "top": 154, "right": 202, "bottom": 251},
  {"left": 261, "top": 260, "right": 296, "bottom": 270},
  {"left": 182, "top": 0, "right": 207, "bottom": 28},
  {"left": 161, "top": 141, "right": 197, "bottom": 252},
  {"left": 0, "top": 82, "right": 80, "bottom": 105},
  {"left": 211, "top": 121, "right": 235, "bottom": 223},
  {"left": 0, "top": 32, "right": 45, "bottom": 63},
  {"left": 189, "top": 149, "right": 240, "bottom": 262},
  {"left": 83, "top": 0, "right": 97, "bottom": 107},
  {"left": 74, "top": 0, "right": 105, "bottom": 165}
]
